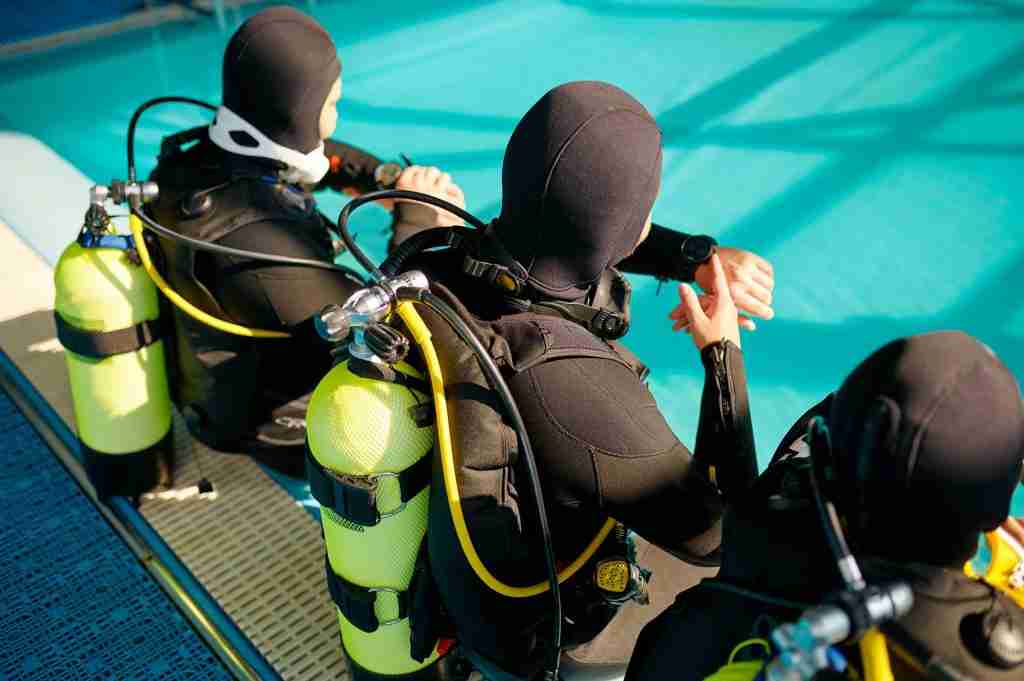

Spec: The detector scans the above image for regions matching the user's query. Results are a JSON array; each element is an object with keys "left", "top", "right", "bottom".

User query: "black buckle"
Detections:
[
  {"left": 590, "top": 310, "right": 627, "bottom": 340},
  {"left": 305, "top": 442, "right": 431, "bottom": 527},
  {"left": 462, "top": 254, "right": 525, "bottom": 295}
]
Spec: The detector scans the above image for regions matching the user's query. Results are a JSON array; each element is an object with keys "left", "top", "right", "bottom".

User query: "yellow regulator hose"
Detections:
[
  {"left": 129, "top": 213, "right": 289, "bottom": 339},
  {"left": 396, "top": 300, "right": 616, "bottom": 598}
]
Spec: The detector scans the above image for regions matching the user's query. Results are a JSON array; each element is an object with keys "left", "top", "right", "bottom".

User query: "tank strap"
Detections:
[
  {"left": 324, "top": 554, "right": 410, "bottom": 633},
  {"left": 305, "top": 443, "right": 432, "bottom": 527},
  {"left": 77, "top": 230, "right": 136, "bottom": 251},
  {"left": 54, "top": 312, "right": 165, "bottom": 360}
]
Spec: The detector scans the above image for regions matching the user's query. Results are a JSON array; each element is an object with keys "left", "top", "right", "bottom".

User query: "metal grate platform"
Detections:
[
  {"left": 0, "top": 389, "right": 234, "bottom": 681},
  {"left": 137, "top": 413, "right": 347, "bottom": 681}
]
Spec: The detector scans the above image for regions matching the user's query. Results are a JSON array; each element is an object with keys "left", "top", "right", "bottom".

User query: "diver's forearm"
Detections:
[
  {"left": 693, "top": 340, "right": 758, "bottom": 501},
  {"left": 319, "top": 139, "right": 385, "bottom": 194},
  {"left": 617, "top": 223, "right": 694, "bottom": 281}
]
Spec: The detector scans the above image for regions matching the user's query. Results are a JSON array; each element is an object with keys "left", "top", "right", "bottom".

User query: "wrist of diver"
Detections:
[
  {"left": 700, "top": 338, "right": 741, "bottom": 364},
  {"left": 677, "top": 234, "right": 718, "bottom": 283}
]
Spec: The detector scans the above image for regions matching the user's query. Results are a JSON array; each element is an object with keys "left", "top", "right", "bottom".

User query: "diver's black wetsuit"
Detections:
[
  {"left": 625, "top": 453, "right": 1024, "bottom": 681},
  {"left": 418, "top": 250, "right": 753, "bottom": 562},
  {"left": 147, "top": 133, "right": 380, "bottom": 454},
  {"left": 628, "top": 331, "right": 1024, "bottom": 681},
  {"left": 415, "top": 82, "right": 759, "bottom": 676}
]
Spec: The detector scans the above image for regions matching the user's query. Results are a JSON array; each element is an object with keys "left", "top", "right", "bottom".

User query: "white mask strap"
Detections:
[{"left": 208, "top": 106, "right": 330, "bottom": 184}]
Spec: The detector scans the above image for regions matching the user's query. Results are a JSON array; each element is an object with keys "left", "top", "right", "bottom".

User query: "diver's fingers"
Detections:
[
  {"left": 757, "top": 257, "right": 774, "bottom": 277},
  {"left": 438, "top": 172, "right": 452, "bottom": 188},
  {"left": 395, "top": 165, "right": 422, "bottom": 190},
  {"left": 423, "top": 166, "right": 442, "bottom": 185},
  {"left": 739, "top": 316, "right": 757, "bottom": 332},
  {"left": 678, "top": 283, "right": 708, "bottom": 329},
  {"left": 710, "top": 253, "right": 731, "bottom": 298},
  {"left": 736, "top": 274, "right": 773, "bottom": 307},
  {"left": 446, "top": 182, "right": 465, "bottom": 205},
  {"left": 750, "top": 266, "right": 774, "bottom": 291},
  {"left": 732, "top": 290, "right": 774, "bottom": 321}
]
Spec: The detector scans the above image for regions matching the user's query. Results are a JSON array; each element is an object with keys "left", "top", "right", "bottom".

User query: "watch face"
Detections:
[
  {"left": 374, "top": 162, "right": 403, "bottom": 188},
  {"left": 682, "top": 236, "right": 715, "bottom": 264}
]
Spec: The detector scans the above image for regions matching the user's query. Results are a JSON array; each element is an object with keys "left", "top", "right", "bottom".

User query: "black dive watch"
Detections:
[
  {"left": 678, "top": 234, "right": 718, "bottom": 282},
  {"left": 374, "top": 162, "right": 403, "bottom": 189}
]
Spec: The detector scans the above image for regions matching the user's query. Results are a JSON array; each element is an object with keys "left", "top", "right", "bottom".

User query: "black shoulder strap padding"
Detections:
[
  {"left": 492, "top": 314, "right": 635, "bottom": 374},
  {"left": 305, "top": 443, "right": 432, "bottom": 526},
  {"left": 55, "top": 311, "right": 164, "bottom": 359},
  {"left": 323, "top": 554, "right": 410, "bottom": 634}
]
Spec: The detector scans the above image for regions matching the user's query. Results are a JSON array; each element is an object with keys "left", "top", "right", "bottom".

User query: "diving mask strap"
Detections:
[{"left": 209, "top": 105, "right": 330, "bottom": 185}]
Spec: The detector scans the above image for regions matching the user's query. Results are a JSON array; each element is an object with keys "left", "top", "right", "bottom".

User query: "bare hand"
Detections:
[
  {"left": 695, "top": 247, "right": 774, "bottom": 331},
  {"left": 393, "top": 165, "right": 465, "bottom": 227},
  {"left": 669, "top": 253, "right": 741, "bottom": 350}
]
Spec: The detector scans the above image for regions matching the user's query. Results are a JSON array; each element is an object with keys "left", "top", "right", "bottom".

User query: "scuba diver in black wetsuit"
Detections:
[
  {"left": 395, "top": 81, "right": 767, "bottom": 678},
  {"left": 626, "top": 331, "right": 1024, "bottom": 681},
  {"left": 146, "top": 6, "right": 465, "bottom": 461}
]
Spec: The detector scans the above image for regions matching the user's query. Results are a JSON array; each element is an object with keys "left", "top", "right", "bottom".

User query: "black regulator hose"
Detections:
[
  {"left": 380, "top": 226, "right": 472, "bottom": 278},
  {"left": 805, "top": 417, "right": 978, "bottom": 681},
  {"left": 127, "top": 96, "right": 216, "bottom": 183},
  {"left": 124, "top": 96, "right": 365, "bottom": 281},
  {"left": 334, "top": 189, "right": 563, "bottom": 677},
  {"left": 336, "top": 189, "right": 489, "bottom": 282},
  {"left": 131, "top": 206, "right": 365, "bottom": 281},
  {"left": 396, "top": 286, "right": 563, "bottom": 679}
]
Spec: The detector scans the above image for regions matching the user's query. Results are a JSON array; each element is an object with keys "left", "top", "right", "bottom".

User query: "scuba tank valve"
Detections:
[
  {"left": 756, "top": 582, "right": 913, "bottom": 681},
  {"left": 314, "top": 270, "right": 429, "bottom": 358}
]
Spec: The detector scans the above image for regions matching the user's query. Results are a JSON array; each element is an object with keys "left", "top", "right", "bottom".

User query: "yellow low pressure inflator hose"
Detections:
[
  {"left": 396, "top": 301, "right": 617, "bottom": 598},
  {"left": 858, "top": 628, "right": 894, "bottom": 681},
  {"left": 128, "top": 213, "right": 289, "bottom": 339}
]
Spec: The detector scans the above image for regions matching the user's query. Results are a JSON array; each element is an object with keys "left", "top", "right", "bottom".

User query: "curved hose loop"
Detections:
[
  {"left": 127, "top": 209, "right": 289, "bottom": 339},
  {"left": 396, "top": 290, "right": 618, "bottom": 598},
  {"left": 397, "top": 293, "right": 616, "bottom": 679},
  {"left": 336, "top": 189, "right": 489, "bottom": 282},
  {"left": 127, "top": 96, "right": 217, "bottom": 182},
  {"left": 132, "top": 203, "right": 366, "bottom": 279}
]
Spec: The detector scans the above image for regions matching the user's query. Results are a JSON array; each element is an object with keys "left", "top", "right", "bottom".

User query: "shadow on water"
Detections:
[
  {"left": 561, "top": 0, "right": 1024, "bottom": 22},
  {"left": 654, "top": 0, "right": 921, "bottom": 140},
  {"left": 711, "top": 40, "right": 1024, "bottom": 254},
  {"left": 341, "top": 98, "right": 517, "bottom": 133}
]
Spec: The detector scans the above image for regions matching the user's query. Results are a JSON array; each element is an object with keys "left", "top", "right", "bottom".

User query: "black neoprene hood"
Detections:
[
  {"left": 222, "top": 6, "right": 341, "bottom": 153},
  {"left": 494, "top": 81, "right": 663, "bottom": 301},
  {"left": 830, "top": 331, "right": 1024, "bottom": 566}
]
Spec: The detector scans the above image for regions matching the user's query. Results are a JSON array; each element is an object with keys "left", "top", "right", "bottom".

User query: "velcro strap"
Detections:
[
  {"left": 54, "top": 312, "right": 164, "bottom": 359},
  {"left": 324, "top": 555, "right": 409, "bottom": 633},
  {"left": 306, "top": 441, "right": 431, "bottom": 527}
]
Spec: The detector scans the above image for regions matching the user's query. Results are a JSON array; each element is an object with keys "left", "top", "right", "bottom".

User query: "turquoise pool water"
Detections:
[{"left": 1, "top": 0, "right": 1021, "bottom": 516}]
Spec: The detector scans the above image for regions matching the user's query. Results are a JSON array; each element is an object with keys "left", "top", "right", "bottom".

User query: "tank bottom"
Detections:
[{"left": 82, "top": 429, "right": 174, "bottom": 500}]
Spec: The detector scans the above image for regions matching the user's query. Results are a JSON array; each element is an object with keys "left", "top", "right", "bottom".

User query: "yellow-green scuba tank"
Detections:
[
  {"left": 702, "top": 640, "right": 772, "bottom": 681},
  {"left": 306, "top": 338, "right": 440, "bottom": 678},
  {"left": 54, "top": 186, "right": 172, "bottom": 499}
]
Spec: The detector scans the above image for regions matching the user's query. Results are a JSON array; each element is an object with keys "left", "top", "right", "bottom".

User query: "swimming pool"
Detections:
[{"left": 1, "top": 0, "right": 1021, "bottom": 515}]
